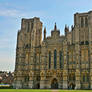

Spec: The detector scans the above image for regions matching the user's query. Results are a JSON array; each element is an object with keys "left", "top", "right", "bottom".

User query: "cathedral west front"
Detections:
[{"left": 13, "top": 11, "right": 92, "bottom": 89}]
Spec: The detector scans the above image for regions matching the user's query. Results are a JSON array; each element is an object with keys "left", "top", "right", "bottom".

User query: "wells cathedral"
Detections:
[{"left": 13, "top": 11, "right": 92, "bottom": 89}]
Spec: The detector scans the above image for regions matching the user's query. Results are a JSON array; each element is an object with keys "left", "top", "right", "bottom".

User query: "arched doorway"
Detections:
[
  {"left": 51, "top": 78, "right": 58, "bottom": 89},
  {"left": 69, "top": 83, "right": 75, "bottom": 89},
  {"left": 36, "top": 83, "right": 40, "bottom": 89}
]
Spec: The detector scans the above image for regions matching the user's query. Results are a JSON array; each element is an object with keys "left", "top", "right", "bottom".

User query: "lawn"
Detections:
[
  {"left": 0, "top": 89, "right": 92, "bottom": 92},
  {"left": 59, "top": 90, "right": 92, "bottom": 92},
  {"left": 0, "top": 89, "right": 51, "bottom": 92}
]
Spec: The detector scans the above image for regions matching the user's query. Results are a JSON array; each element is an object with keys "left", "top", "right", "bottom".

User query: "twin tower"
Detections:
[{"left": 13, "top": 11, "right": 92, "bottom": 89}]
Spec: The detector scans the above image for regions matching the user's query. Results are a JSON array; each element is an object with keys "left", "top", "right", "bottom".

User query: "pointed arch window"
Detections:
[
  {"left": 59, "top": 51, "right": 63, "bottom": 69},
  {"left": 49, "top": 51, "right": 51, "bottom": 69},
  {"left": 54, "top": 50, "right": 57, "bottom": 69},
  {"left": 81, "top": 17, "right": 84, "bottom": 27}
]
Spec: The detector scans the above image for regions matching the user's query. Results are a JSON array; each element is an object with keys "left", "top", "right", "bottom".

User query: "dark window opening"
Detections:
[
  {"left": 80, "top": 41, "right": 84, "bottom": 45},
  {"left": 81, "top": 17, "right": 84, "bottom": 28},
  {"left": 49, "top": 51, "right": 51, "bottom": 69},
  {"left": 36, "top": 76, "right": 40, "bottom": 81},
  {"left": 85, "top": 41, "right": 89, "bottom": 45},
  {"left": 59, "top": 51, "right": 63, "bottom": 69},
  {"left": 54, "top": 50, "right": 57, "bottom": 69},
  {"left": 24, "top": 76, "right": 29, "bottom": 82},
  {"left": 85, "top": 17, "right": 88, "bottom": 27}
]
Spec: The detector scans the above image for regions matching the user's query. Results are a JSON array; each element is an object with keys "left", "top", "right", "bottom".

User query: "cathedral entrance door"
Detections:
[
  {"left": 36, "top": 83, "right": 40, "bottom": 89},
  {"left": 69, "top": 83, "right": 75, "bottom": 89},
  {"left": 51, "top": 78, "right": 58, "bottom": 89}
]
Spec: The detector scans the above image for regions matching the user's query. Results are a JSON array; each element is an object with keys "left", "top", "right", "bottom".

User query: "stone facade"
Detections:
[{"left": 13, "top": 11, "right": 92, "bottom": 89}]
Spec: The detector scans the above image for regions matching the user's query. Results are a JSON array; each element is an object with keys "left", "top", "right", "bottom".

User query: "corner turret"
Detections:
[
  {"left": 54, "top": 22, "right": 57, "bottom": 31},
  {"left": 64, "top": 25, "right": 69, "bottom": 36},
  {"left": 44, "top": 27, "right": 46, "bottom": 40}
]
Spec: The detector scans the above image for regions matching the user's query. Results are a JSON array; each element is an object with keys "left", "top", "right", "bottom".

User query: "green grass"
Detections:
[
  {"left": 0, "top": 89, "right": 92, "bottom": 92},
  {"left": 0, "top": 89, "right": 51, "bottom": 92},
  {"left": 59, "top": 90, "right": 92, "bottom": 92}
]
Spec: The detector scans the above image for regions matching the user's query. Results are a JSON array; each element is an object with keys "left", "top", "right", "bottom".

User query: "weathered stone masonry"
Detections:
[{"left": 13, "top": 11, "right": 92, "bottom": 89}]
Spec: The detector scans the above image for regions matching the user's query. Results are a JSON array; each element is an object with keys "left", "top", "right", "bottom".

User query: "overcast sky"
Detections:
[{"left": 0, "top": 0, "right": 92, "bottom": 72}]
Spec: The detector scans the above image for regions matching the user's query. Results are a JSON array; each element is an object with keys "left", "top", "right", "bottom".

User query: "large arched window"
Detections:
[
  {"left": 81, "top": 17, "right": 84, "bottom": 27},
  {"left": 59, "top": 51, "right": 63, "bottom": 69},
  {"left": 54, "top": 50, "right": 57, "bottom": 69},
  {"left": 49, "top": 51, "right": 51, "bottom": 69}
]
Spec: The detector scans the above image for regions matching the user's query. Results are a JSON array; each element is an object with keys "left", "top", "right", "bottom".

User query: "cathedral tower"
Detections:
[{"left": 13, "top": 17, "right": 42, "bottom": 89}]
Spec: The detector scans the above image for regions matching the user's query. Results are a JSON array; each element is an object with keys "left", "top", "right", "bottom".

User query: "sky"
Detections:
[{"left": 0, "top": 0, "right": 92, "bottom": 72}]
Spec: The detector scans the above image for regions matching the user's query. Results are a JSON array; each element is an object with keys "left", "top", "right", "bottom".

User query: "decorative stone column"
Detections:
[
  {"left": 75, "top": 44, "right": 81, "bottom": 89},
  {"left": 63, "top": 49, "right": 68, "bottom": 89},
  {"left": 40, "top": 71, "right": 47, "bottom": 89},
  {"left": 63, "top": 67, "right": 68, "bottom": 89},
  {"left": 62, "top": 40, "right": 68, "bottom": 89},
  {"left": 75, "top": 65, "right": 81, "bottom": 89}
]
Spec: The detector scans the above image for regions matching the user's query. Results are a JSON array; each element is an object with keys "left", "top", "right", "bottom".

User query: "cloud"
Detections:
[
  {"left": 0, "top": 8, "right": 47, "bottom": 19},
  {"left": 0, "top": 9, "right": 26, "bottom": 17},
  {"left": 0, "top": 2, "right": 48, "bottom": 18},
  {"left": 0, "top": 37, "right": 16, "bottom": 72},
  {"left": 0, "top": 2, "right": 52, "bottom": 72},
  {"left": 0, "top": 52, "right": 15, "bottom": 72}
]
